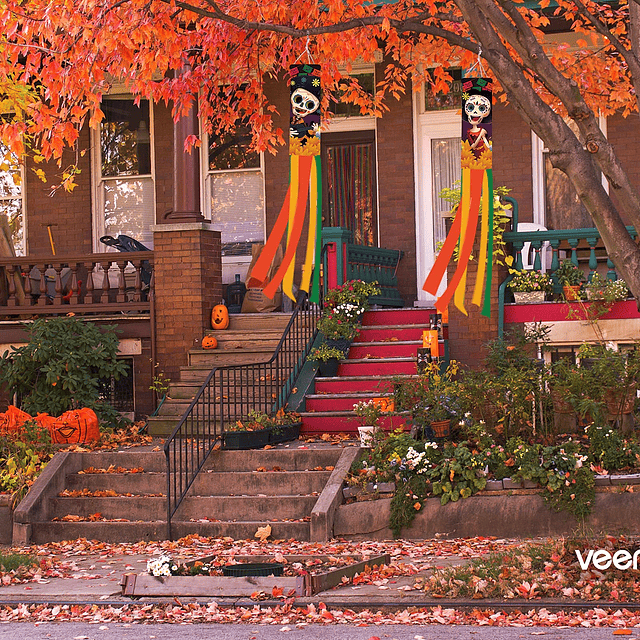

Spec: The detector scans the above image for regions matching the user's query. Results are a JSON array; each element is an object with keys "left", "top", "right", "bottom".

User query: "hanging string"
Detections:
[
  {"left": 466, "top": 45, "right": 486, "bottom": 77},
  {"left": 294, "top": 36, "right": 314, "bottom": 64}
]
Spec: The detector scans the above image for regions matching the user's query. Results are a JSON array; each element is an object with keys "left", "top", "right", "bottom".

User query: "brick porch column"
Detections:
[{"left": 152, "top": 223, "right": 222, "bottom": 382}]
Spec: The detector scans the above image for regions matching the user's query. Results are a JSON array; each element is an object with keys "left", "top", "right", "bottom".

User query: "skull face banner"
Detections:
[
  {"left": 289, "top": 64, "right": 321, "bottom": 156},
  {"left": 423, "top": 77, "right": 495, "bottom": 318},
  {"left": 247, "top": 64, "right": 322, "bottom": 303}
]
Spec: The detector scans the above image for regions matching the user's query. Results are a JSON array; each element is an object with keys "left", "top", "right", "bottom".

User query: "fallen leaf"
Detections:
[{"left": 255, "top": 524, "right": 272, "bottom": 542}]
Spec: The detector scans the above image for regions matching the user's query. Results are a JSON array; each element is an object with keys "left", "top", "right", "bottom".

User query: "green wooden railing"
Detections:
[
  {"left": 322, "top": 227, "right": 404, "bottom": 306},
  {"left": 498, "top": 208, "right": 638, "bottom": 335}
]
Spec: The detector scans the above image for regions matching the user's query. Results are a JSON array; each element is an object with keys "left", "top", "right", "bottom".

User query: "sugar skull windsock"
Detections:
[
  {"left": 246, "top": 64, "right": 323, "bottom": 303},
  {"left": 423, "top": 77, "right": 494, "bottom": 317}
]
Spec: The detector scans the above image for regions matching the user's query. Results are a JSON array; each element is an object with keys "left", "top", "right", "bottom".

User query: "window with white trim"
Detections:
[
  {"left": 0, "top": 145, "right": 25, "bottom": 255},
  {"left": 92, "top": 96, "right": 155, "bottom": 250}
]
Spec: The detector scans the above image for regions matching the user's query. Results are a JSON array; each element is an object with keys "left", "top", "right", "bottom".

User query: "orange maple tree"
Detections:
[{"left": 1, "top": 0, "right": 640, "bottom": 296}]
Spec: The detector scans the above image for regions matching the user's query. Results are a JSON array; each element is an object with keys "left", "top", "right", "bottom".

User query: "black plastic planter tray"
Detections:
[
  {"left": 269, "top": 422, "right": 302, "bottom": 445},
  {"left": 221, "top": 429, "right": 270, "bottom": 450},
  {"left": 223, "top": 562, "right": 285, "bottom": 577}
]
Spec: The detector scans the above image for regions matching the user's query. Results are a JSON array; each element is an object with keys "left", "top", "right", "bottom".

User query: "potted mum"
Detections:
[
  {"left": 555, "top": 259, "right": 586, "bottom": 300},
  {"left": 508, "top": 269, "right": 553, "bottom": 303},
  {"left": 222, "top": 409, "right": 301, "bottom": 449},
  {"left": 309, "top": 343, "right": 346, "bottom": 377},
  {"left": 317, "top": 280, "right": 381, "bottom": 353}
]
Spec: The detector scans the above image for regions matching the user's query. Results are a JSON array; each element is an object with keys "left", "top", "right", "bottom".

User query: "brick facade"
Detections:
[{"left": 152, "top": 224, "right": 222, "bottom": 381}]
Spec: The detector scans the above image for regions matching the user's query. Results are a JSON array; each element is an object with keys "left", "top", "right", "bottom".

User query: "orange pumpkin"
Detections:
[
  {"left": 211, "top": 304, "right": 230, "bottom": 330},
  {"left": 202, "top": 335, "right": 218, "bottom": 349},
  {"left": 49, "top": 408, "right": 100, "bottom": 444}
]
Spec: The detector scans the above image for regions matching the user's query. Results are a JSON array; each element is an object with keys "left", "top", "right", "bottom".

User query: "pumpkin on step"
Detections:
[
  {"left": 211, "top": 304, "right": 230, "bottom": 330},
  {"left": 202, "top": 335, "right": 218, "bottom": 349}
]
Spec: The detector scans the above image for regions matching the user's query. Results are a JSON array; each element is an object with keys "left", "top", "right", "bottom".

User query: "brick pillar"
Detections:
[
  {"left": 152, "top": 223, "right": 222, "bottom": 381},
  {"left": 446, "top": 234, "right": 508, "bottom": 370}
]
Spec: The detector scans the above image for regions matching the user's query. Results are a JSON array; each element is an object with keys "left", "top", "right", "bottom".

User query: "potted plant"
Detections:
[
  {"left": 222, "top": 411, "right": 272, "bottom": 450},
  {"left": 352, "top": 398, "right": 393, "bottom": 447},
  {"left": 317, "top": 280, "right": 381, "bottom": 351},
  {"left": 584, "top": 273, "right": 629, "bottom": 302},
  {"left": 308, "top": 343, "right": 346, "bottom": 377},
  {"left": 269, "top": 408, "right": 302, "bottom": 444},
  {"left": 554, "top": 259, "right": 586, "bottom": 300},
  {"left": 507, "top": 268, "right": 553, "bottom": 303}
]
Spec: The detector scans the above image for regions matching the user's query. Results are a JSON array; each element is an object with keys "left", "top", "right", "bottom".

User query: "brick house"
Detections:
[{"left": 2, "top": 61, "right": 639, "bottom": 421}]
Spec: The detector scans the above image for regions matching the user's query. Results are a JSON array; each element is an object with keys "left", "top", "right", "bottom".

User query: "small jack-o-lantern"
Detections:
[
  {"left": 202, "top": 335, "right": 218, "bottom": 349},
  {"left": 211, "top": 304, "right": 230, "bottom": 330}
]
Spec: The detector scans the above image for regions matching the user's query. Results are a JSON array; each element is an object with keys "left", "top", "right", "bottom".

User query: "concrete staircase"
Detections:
[
  {"left": 147, "top": 313, "right": 294, "bottom": 436},
  {"left": 13, "top": 446, "right": 353, "bottom": 545},
  {"left": 300, "top": 307, "right": 438, "bottom": 434}
]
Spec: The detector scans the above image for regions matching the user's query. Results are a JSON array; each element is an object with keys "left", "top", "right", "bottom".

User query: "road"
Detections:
[{"left": 0, "top": 624, "right": 635, "bottom": 640}]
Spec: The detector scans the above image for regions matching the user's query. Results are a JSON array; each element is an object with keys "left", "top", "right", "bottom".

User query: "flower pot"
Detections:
[
  {"left": 563, "top": 285, "right": 582, "bottom": 301},
  {"left": 550, "top": 390, "right": 574, "bottom": 415},
  {"left": 326, "top": 338, "right": 351, "bottom": 356},
  {"left": 358, "top": 425, "right": 378, "bottom": 448},
  {"left": 318, "top": 357, "right": 340, "bottom": 377},
  {"left": 430, "top": 419, "right": 451, "bottom": 439},
  {"left": 222, "top": 428, "right": 271, "bottom": 450},
  {"left": 269, "top": 422, "right": 302, "bottom": 444},
  {"left": 513, "top": 291, "right": 545, "bottom": 304},
  {"left": 605, "top": 391, "right": 636, "bottom": 416}
]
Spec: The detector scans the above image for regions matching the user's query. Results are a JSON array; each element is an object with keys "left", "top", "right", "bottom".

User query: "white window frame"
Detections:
[
  {"left": 413, "top": 84, "right": 460, "bottom": 304},
  {"left": 90, "top": 95, "right": 156, "bottom": 252},
  {"left": 0, "top": 147, "right": 26, "bottom": 255},
  {"left": 531, "top": 115, "right": 608, "bottom": 227},
  {"left": 200, "top": 127, "right": 266, "bottom": 285}
]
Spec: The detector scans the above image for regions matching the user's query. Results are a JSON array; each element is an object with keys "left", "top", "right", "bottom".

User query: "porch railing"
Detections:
[
  {"left": 499, "top": 224, "right": 638, "bottom": 335},
  {"left": 163, "top": 289, "right": 321, "bottom": 540},
  {"left": 0, "top": 251, "right": 153, "bottom": 317},
  {"left": 322, "top": 227, "right": 404, "bottom": 306}
]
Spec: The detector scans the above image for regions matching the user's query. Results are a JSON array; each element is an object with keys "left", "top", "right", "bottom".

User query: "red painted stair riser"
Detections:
[
  {"left": 361, "top": 308, "right": 437, "bottom": 326},
  {"left": 348, "top": 343, "right": 418, "bottom": 359},
  {"left": 338, "top": 360, "right": 417, "bottom": 376},
  {"left": 314, "top": 379, "right": 395, "bottom": 394}
]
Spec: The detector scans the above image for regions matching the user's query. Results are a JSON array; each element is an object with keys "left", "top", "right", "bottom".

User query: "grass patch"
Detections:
[{"left": 0, "top": 552, "right": 37, "bottom": 572}]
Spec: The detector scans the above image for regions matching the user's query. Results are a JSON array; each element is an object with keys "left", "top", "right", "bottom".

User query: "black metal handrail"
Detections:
[{"left": 163, "top": 288, "right": 322, "bottom": 540}]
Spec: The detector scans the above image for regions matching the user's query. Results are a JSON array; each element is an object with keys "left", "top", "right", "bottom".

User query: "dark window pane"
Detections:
[
  {"left": 209, "top": 125, "right": 260, "bottom": 171},
  {"left": 330, "top": 73, "right": 375, "bottom": 118},
  {"left": 100, "top": 99, "right": 151, "bottom": 177},
  {"left": 424, "top": 68, "right": 463, "bottom": 112}
]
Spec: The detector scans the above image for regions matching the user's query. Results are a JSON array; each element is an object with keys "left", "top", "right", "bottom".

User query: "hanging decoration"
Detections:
[
  {"left": 423, "top": 76, "right": 494, "bottom": 318},
  {"left": 246, "top": 63, "right": 322, "bottom": 303}
]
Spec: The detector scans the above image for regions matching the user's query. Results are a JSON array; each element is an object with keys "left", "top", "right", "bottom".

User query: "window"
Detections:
[
  {"left": 424, "top": 68, "right": 463, "bottom": 112},
  {"left": 0, "top": 145, "right": 24, "bottom": 255},
  {"left": 205, "top": 124, "right": 265, "bottom": 259},
  {"left": 330, "top": 72, "right": 375, "bottom": 118},
  {"left": 93, "top": 97, "right": 155, "bottom": 250}
]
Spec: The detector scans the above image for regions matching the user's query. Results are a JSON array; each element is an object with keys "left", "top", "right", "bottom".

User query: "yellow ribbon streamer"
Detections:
[
  {"left": 453, "top": 168, "right": 472, "bottom": 315},
  {"left": 471, "top": 170, "right": 490, "bottom": 308},
  {"left": 300, "top": 159, "right": 318, "bottom": 294},
  {"left": 282, "top": 156, "right": 300, "bottom": 301}
]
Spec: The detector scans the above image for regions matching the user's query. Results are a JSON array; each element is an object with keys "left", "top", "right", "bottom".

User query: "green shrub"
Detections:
[{"left": 0, "top": 317, "right": 129, "bottom": 428}]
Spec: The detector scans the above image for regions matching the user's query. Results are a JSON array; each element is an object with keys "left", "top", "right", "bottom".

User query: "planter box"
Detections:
[
  {"left": 269, "top": 422, "right": 302, "bottom": 445},
  {"left": 221, "top": 429, "right": 270, "bottom": 450},
  {"left": 513, "top": 291, "right": 545, "bottom": 304}
]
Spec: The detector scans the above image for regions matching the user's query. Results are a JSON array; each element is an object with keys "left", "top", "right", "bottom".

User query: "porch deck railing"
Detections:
[
  {"left": 163, "top": 289, "right": 321, "bottom": 540},
  {"left": 0, "top": 251, "right": 153, "bottom": 317},
  {"left": 322, "top": 227, "right": 404, "bottom": 306},
  {"left": 499, "top": 224, "right": 638, "bottom": 335}
]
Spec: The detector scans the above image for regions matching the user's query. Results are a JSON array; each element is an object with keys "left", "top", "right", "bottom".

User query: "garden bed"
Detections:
[{"left": 121, "top": 553, "right": 390, "bottom": 598}]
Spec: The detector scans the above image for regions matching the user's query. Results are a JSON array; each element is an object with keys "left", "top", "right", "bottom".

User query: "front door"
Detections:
[{"left": 322, "top": 130, "right": 378, "bottom": 246}]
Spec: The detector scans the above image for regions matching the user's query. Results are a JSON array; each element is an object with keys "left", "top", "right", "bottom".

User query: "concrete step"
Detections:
[
  {"left": 337, "top": 357, "right": 417, "bottom": 377},
  {"left": 347, "top": 341, "right": 420, "bottom": 359},
  {"left": 50, "top": 494, "right": 318, "bottom": 522},
  {"left": 305, "top": 392, "right": 393, "bottom": 413},
  {"left": 184, "top": 350, "right": 280, "bottom": 367},
  {"left": 355, "top": 325, "right": 426, "bottom": 342},
  {"left": 314, "top": 375, "right": 416, "bottom": 394},
  {"left": 29, "top": 519, "right": 311, "bottom": 544},
  {"left": 177, "top": 364, "right": 290, "bottom": 383},
  {"left": 300, "top": 412, "right": 409, "bottom": 434},
  {"left": 203, "top": 448, "right": 342, "bottom": 472},
  {"left": 66, "top": 472, "right": 166, "bottom": 494}
]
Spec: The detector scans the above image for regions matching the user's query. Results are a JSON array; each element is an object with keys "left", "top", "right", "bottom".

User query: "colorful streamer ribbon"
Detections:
[
  {"left": 247, "top": 64, "right": 323, "bottom": 303},
  {"left": 423, "top": 77, "right": 494, "bottom": 318}
]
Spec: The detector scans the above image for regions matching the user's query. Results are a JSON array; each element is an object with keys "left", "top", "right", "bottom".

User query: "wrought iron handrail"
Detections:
[{"left": 163, "top": 288, "right": 321, "bottom": 540}]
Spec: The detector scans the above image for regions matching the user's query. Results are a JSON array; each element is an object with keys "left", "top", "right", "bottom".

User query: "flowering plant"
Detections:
[
  {"left": 584, "top": 273, "right": 628, "bottom": 301},
  {"left": 147, "top": 555, "right": 178, "bottom": 577},
  {"left": 308, "top": 344, "right": 345, "bottom": 362},
  {"left": 353, "top": 398, "right": 393, "bottom": 426},
  {"left": 318, "top": 280, "right": 381, "bottom": 341},
  {"left": 508, "top": 269, "right": 553, "bottom": 293}
]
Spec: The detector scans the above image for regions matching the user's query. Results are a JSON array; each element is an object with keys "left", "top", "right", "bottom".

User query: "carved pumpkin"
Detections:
[
  {"left": 202, "top": 335, "right": 218, "bottom": 349},
  {"left": 211, "top": 304, "right": 230, "bottom": 330},
  {"left": 50, "top": 408, "right": 100, "bottom": 444}
]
